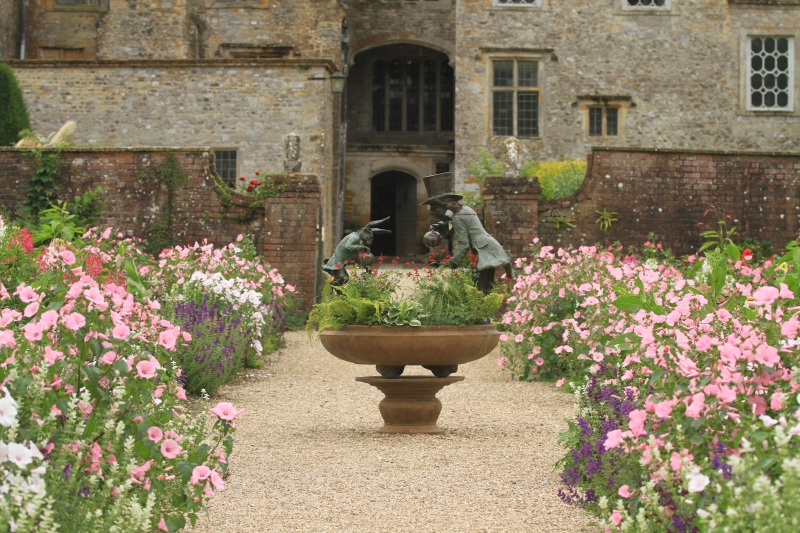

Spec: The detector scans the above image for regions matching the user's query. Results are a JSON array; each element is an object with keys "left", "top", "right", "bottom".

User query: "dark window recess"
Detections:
[
  {"left": 493, "top": 61, "right": 514, "bottom": 87},
  {"left": 215, "top": 150, "right": 237, "bottom": 187},
  {"left": 749, "top": 37, "right": 792, "bottom": 109},
  {"left": 440, "top": 63, "right": 454, "bottom": 132},
  {"left": 589, "top": 108, "right": 603, "bottom": 136},
  {"left": 435, "top": 163, "right": 450, "bottom": 174},
  {"left": 56, "top": 0, "right": 100, "bottom": 4},
  {"left": 372, "top": 61, "right": 386, "bottom": 132},
  {"left": 372, "top": 59, "right": 454, "bottom": 133},
  {"left": 517, "top": 93, "right": 539, "bottom": 137},
  {"left": 627, "top": 0, "right": 666, "bottom": 6},
  {"left": 388, "top": 60, "right": 404, "bottom": 132},
  {"left": 606, "top": 108, "right": 618, "bottom": 136},
  {"left": 493, "top": 92, "right": 514, "bottom": 136}
]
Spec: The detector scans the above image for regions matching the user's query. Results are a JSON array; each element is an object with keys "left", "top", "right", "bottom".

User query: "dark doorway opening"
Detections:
[{"left": 370, "top": 171, "right": 417, "bottom": 258}]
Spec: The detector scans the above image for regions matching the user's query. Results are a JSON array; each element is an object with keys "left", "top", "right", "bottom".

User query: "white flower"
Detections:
[
  {"left": 687, "top": 468, "right": 710, "bottom": 493},
  {"left": 760, "top": 414, "right": 778, "bottom": 428},
  {"left": 0, "top": 392, "right": 18, "bottom": 427},
  {"left": 7, "top": 442, "right": 33, "bottom": 468},
  {"left": 254, "top": 340, "right": 263, "bottom": 354}
]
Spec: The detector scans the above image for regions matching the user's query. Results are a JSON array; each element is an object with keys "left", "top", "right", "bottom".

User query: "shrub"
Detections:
[
  {"left": 0, "top": 63, "right": 31, "bottom": 147},
  {"left": 522, "top": 160, "right": 587, "bottom": 201}
]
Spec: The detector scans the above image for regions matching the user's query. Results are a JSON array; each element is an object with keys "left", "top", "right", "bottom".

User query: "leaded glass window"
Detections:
[
  {"left": 748, "top": 36, "right": 794, "bottom": 111},
  {"left": 493, "top": 0, "right": 541, "bottom": 5},
  {"left": 626, "top": 0, "right": 666, "bottom": 6},
  {"left": 215, "top": 150, "right": 237, "bottom": 188},
  {"left": 588, "top": 107, "right": 619, "bottom": 137},
  {"left": 492, "top": 60, "right": 539, "bottom": 137}
]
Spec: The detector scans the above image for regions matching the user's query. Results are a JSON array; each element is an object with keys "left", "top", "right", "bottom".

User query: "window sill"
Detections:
[
  {"left": 739, "top": 109, "right": 798, "bottom": 116},
  {"left": 52, "top": 5, "right": 108, "bottom": 12},
  {"left": 615, "top": 8, "right": 678, "bottom": 15}
]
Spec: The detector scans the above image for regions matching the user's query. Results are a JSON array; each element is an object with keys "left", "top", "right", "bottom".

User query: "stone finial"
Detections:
[
  {"left": 503, "top": 136, "right": 521, "bottom": 178},
  {"left": 283, "top": 133, "right": 302, "bottom": 173}
]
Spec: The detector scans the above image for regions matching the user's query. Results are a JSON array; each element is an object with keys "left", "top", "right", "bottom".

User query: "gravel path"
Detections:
[{"left": 193, "top": 331, "right": 597, "bottom": 533}]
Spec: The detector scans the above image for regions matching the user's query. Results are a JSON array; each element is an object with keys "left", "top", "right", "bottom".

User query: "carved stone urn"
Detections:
[{"left": 320, "top": 324, "right": 500, "bottom": 434}]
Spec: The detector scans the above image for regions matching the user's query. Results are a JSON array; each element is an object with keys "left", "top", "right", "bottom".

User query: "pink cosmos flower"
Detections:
[
  {"left": 209, "top": 402, "right": 244, "bottom": 421},
  {"left": 148, "top": 427, "right": 163, "bottom": 442},
  {"left": 190, "top": 465, "right": 212, "bottom": 484},
  {"left": 161, "top": 438, "right": 180, "bottom": 458},
  {"left": 23, "top": 302, "right": 39, "bottom": 318},
  {"left": 63, "top": 312, "right": 86, "bottom": 331},
  {"left": 753, "top": 286, "right": 780, "bottom": 305},
  {"left": 604, "top": 429, "right": 625, "bottom": 450},
  {"left": 111, "top": 324, "right": 130, "bottom": 340},
  {"left": 136, "top": 360, "right": 158, "bottom": 379},
  {"left": 618, "top": 485, "right": 634, "bottom": 498}
]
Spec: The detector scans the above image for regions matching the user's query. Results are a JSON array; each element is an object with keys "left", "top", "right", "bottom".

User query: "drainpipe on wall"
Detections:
[
  {"left": 19, "top": 0, "right": 26, "bottom": 60},
  {"left": 335, "top": 18, "right": 349, "bottom": 241}
]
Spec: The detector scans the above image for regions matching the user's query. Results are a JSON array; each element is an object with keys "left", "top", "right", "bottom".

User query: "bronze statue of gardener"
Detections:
[
  {"left": 421, "top": 173, "right": 515, "bottom": 294},
  {"left": 322, "top": 217, "right": 391, "bottom": 286}
]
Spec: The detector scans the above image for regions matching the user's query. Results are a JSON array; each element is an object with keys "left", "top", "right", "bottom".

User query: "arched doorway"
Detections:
[{"left": 370, "top": 171, "right": 417, "bottom": 258}]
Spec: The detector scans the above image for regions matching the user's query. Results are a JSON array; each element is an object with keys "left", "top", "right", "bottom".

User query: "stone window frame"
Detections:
[
  {"left": 576, "top": 96, "right": 631, "bottom": 139},
  {"left": 491, "top": 0, "right": 544, "bottom": 8},
  {"left": 614, "top": 0, "right": 678, "bottom": 15},
  {"left": 488, "top": 55, "right": 543, "bottom": 139},
  {"left": 743, "top": 35, "right": 796, "bottom": 113},
  {"left": 50, "top": 0, "right": 108, "bottom": 12},
  {"left": 622, "top": 0, "right": 671, "bottom": 11},
  {"left": 371, "top": 56, "right": 455, "bottom": 134}
]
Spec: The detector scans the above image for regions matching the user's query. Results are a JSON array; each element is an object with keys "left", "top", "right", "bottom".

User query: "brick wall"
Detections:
[
  {"left": 0, "top": 147, "right": 321, "bottom": 308},
  {"left": 538, "top": 148, "right": 800, "bottom": 255},
  {"left": 482, "top": 176, "right": 541, "bottom": 259}
]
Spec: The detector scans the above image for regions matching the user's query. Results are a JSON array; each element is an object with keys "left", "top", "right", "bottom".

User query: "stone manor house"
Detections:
[{"left": 1, "top": 0, "right": 799, "bottom": 258}]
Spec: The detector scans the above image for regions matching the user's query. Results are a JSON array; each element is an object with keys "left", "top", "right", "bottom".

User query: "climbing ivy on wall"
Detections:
[{"left": 145, "top": 154, "right": 188, "bottom": 255}]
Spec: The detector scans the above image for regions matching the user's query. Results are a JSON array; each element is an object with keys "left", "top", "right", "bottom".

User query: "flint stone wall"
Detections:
[{"left": 0, "top": 147, "right": 321, "bottom": 308}]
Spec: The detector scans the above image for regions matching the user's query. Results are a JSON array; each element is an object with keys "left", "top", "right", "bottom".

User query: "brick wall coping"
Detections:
[
  {"left": 7, "top": 59, "right": 337, "bottom": 72},
  {"left": 592, "top": 146, "right": 800, "bottom": 157}
]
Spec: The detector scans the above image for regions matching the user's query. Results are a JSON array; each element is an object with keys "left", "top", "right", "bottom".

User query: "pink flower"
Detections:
[
  {"left": 158, "top": 328, "right": 179, "bottom": 350},
  {"left": 44, "top": 346, "right": 64, "bottom": 365},
  {"left": 754, "top": 344, "right": 780, "bottom": 367},
  {"left": 148, "top": 427, "right": 163, "bottom": 442},
  {"left": 499, "top": 334, "right": 508, "bottom": 342},
  {"left": 497, "top": 356, "right": 507, "bottom": 367},
  {"left": 23, "top": 301, "right": 39, "bottom": 318},
  {"left": 136, "top": 360, "right": 158, "bottom": 379},
  {"left": 98, "top": 351, "right": 118, "bottom": 365},
  {"left": 21, "top": 321, "right": 44, "bottom": 342},
  {"left": 534, "top": 357, "right": 544, "bottom": 366},
  {"left": 0, "top": 283, "right": 9, "bottom": 300},
  {"left": 190, "top": 465, "right": 212, "bottom": 484},
  {"left": 610, "top": 510, "right": 622, "bottom": 526},
  {"left": 514, "top": 334, "right": 524, "bottom": 343},
  {"left": 604, "top": 429, "right": 625, "bottom": 450},
  {"left": 781, "top": 314, "right": 800, "bottom": 339},
  {"left": 628, "top": 409, "right": 647, "bottom": 436},
  {"left": 160, "top": 439, "right": 181, "bottom": 459},
  {"left": 0, "top": 330, "right": 15, "bottom": 349},
  {"left": 157, "top": 517, "right": 168, "bottom": 531},
  {"left": 694, "top": 335, "right": 713, "bottom": 352},
  {"left": 654, "top": 400, "right": 673, "bottom": 418},
  {"left": 39, "top": 310, "right": 58, "bottom": 330},
  {"left": 684, "top": 393, "right": 706, "bottom": 419},
  {"left": 63, "top": 312, "right": 86, "bottom": 331},
  {"left": 618, "top": 485, "right": 634, "bottom": 498},
  {"left": 176, "top": 387, "right": 187, "bottom": 401},
  {"left": 555, "top": 378, "right": 566, "bottom": 388},
  {"left": 210, "top": 470, "right": 225, "bottom": 490},
  {"left": 780, "top": 283, "right": 795, "bottom": 299},
  {"left": 209, "top": 402, "right": 244, "bottom": 421},
  {"left": 165, "top": 430, "right": 182, "bottom": 442},
  {"left": 111, "top": 324, "right": 130, "bottom": 340},
  {"left": 60, "top": 250, "right": 76, "bottom": 265},
  {"left": 14, "top": 284, "right": 38, "bottom": 303},
  {"left": 286, "top": 284, "right": 296, "bottom": 292},
  {"left": 753, "top": 286, "right": 780, "bottom": 305}
]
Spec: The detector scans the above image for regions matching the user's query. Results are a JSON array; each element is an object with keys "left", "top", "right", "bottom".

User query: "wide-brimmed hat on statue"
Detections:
[{"left": 419, "top": 172, "right": 463, "bottom": 206}]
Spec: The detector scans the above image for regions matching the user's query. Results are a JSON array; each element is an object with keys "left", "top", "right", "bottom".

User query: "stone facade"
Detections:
[
  {"left": 455, "top": 0, "right": 800, "bottom": 190},
  {"left": 0, "top": 147, "right": 322, "bottom": 307},
  {"left": 537, "top": 147, "right": 800, "bottom": 255},
  {"left": 8, "top": 59, "right": 339, "bottom": 253}
]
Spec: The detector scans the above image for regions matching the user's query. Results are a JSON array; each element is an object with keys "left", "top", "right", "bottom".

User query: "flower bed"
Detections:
[
  {"left": 500, "top": 237, "right": 800, "bottom": 531},
  {"left": 0, "top": 220, "right": 291, "bottom": 531}
]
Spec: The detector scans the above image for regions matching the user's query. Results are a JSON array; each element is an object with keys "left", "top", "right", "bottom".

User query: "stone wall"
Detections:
[
  {"left": 0, "top": 147, "right": 321, "bottom": 308},
  {"left": 8, "top": 59, "right": 340, "bottom": 255},
  {"left": 454, "top": 0, "right": 800, "bottom": 191},
  {"left": 0, "top": 0, "right": 18, "bottom": 60},
  {"left": 537, "top": 147, "right": 800, "bottom": 255},
  {"left": 18, "top": 0, "right": 344, "bottom": 61}
]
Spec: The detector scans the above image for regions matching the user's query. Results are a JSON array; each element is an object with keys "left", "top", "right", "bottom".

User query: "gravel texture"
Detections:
[{"left": 193, "top": 331, "right": 597, "bottom": 533}]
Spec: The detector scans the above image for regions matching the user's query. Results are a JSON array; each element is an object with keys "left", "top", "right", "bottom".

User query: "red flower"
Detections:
[
  {"left": 250, "top": 179, "right": 260, "bottom": 186},
  {"left": 741, "top": 248, "right": 753, "bottom": 260},
  {"left": 247, "top": 185, "right": 254, "bottom": 192},
  {"left": 7, "top": 228, "right": 34, "bottom": 253},
  {"left": 255, "top": 171, "right": 260, "bottom": 176},
  {"left": 239, "top": 176, "right": 245, "bottom": 181}
]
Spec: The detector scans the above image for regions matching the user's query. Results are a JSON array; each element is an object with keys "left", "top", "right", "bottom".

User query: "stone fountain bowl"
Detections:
[{"left": 319, "top": 324, "right": 501, "bottom": 366}]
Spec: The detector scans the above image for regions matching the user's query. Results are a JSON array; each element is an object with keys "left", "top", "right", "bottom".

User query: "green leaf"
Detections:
[
  {"left": 750, "top": 430, "right": 768, "bottom": 442},
  {"left": 753, "top": 456, "right": 777, "bottom": 472},
  {"left": 82, "top": 417, "right": 99, "bottom": 439},
  {"left": 725, "top": 243, "right": 741, "bottom": 262},
  {"left": 649, "top": 367, "right": 665, "bottom": 386},
  {"left": 176, "top": 461, "right": 195, "bottom": 483},
  {"left": 134, "top": 439, "right": 151, "bottom": 460},
  {"left": 165, "top": 515, "right": 187, "bottom": 532},
  {"left": 409, "top": 319, "right": 421, "bottom": 326},
  {"left": 612, "top": 294, "right": 645, "bottom": 312}
]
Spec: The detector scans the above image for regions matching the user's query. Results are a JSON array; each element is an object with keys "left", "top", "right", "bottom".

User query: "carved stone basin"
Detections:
[
  {"left": 319, "top": 324, "right": 501, "bottom": 367},
  {"left": 320, "top": 324, "right": 500, "bottom": 434}
]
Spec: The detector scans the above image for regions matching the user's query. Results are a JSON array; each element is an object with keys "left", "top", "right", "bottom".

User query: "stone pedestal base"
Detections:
[{"left": 355, "top": 376, "right": 464, "bottom": 434}]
